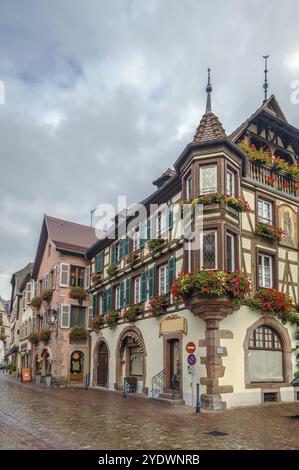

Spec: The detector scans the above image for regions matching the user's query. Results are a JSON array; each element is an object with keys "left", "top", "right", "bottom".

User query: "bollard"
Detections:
[
  {"left": 85, "top": 373, "right": 90, "bottom": 390},
  {"left": 195, "top": 383, "right": 201, "bottom": 414},
  {"left": 123, "top": 377, "right": 127, "bottom": 399}
]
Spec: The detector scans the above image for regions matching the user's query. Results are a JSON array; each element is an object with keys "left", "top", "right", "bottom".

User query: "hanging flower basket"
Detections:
[
  {"left": 41, "top": 290, "right": 53, "bottom": 303},
  {"left": 69, "top": 326, "right": 88, "bottom": 341},
  {"left": 69, "top": 287, "right": 87, "bottom": 303},
  {"left": 105, "top": 310, "right": 119, "bottom": 329},
  {"left": 149, "top": 294, "right": 169, "bottom": 318},
  {"left": 28, "top": 332, "right": 39, "bottom": 345},
  {"left": 30, "top": 296, "right": 42, "bottom": 310},
  {"left": 39, "top": 330, "right": 51, "bottom": 344}
]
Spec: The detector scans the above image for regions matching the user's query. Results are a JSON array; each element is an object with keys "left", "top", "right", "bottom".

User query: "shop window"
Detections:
[{"left": 249, "top": 326, "right": 283, "bottom": 383}]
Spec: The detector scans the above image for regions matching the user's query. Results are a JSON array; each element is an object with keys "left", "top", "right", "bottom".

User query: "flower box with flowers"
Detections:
[
  {"left": 181, "top": 193, "right": 251, "bottom": 214},
  {"left": 123, "top": 304, "right": 144, "bottom": 323},
  {"left": 69, "top": 287, "right": 87, "bottom": 304},
  {"left": 149, "top": 294, "right": 170, "bottom": 318},
  {"left": 147, "top": 238, "right": 166, "bottom": 255},
  {"left": 90, "top": 314, "right": 104, "bottom": 332},
  {"left": 105, "top": 310, "right": 120, "bottom": 329},
  {"left": 126, "top": 251, "right": 140, "bottom": 268},
  {"left": 255, "top": 223, "right": 286, "bottom": 242},
  {"left": 91, "top": 272, "right": 102, "bottom": 284},
  {"left": 247, "top": 288, "right": 299, "bottom": 325}
]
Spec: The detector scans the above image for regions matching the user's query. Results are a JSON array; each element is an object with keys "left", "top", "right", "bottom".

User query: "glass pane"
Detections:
[
  {"left": 226, "top": 234, "right": 234, "bottom": 271},
  {"left": 200, "top": 166, "right": 217, "bottom": 194},
  {"left": 202, "top": 231, "right": 216, "bottom": 269}
]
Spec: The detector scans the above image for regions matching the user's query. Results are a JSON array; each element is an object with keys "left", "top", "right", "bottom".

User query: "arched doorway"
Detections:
[
  {"left": 248, "top": 325, "right": 283, "bottom": 383},
  {"left": 97, "top": 342, "right": 109, "bottom": 387},
  {"left": 70, "top": 351, "right": 84, "bottom": 382},
  {"left": 115, "top": 327, "right": 147, "bottom": 394}
]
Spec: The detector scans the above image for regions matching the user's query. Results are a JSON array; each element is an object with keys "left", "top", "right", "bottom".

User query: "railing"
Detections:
[
  {"left": 248, "top": 161, "right": 298, "bottom": 197},
  {"left": 151, "top": 369, "right": 165, "bottom": 398}
]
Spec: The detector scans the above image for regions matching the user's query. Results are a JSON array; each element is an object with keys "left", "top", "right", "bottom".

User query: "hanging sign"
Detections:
[
  {"left": 186, "top": 342, "right": 196, "bottom": 354},
  {"left": 187, "top": 354, "right": 196, "bottom": 365}
]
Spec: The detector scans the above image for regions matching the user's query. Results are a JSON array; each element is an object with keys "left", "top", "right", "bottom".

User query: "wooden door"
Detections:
[{"left": 97, "top": 342, "right": 108, "bottom": 387}]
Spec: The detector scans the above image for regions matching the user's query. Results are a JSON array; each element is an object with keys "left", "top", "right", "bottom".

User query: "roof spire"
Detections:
[
  {"left": 206, "top": 67, "right": 212, "bottom": 113},
  {"left": 263, "top": 54, "right": 270, "bottom": 102}
]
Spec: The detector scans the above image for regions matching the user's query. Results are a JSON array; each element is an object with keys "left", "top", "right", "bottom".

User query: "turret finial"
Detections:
[
  {"left": 206, "top": 68, "right": 212, "bottom": 113},
  {"left": 263, "top": 55, "right": 270, "bottom": 102}
]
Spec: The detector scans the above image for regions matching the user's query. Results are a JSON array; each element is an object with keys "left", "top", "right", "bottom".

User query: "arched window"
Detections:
[{"left": 248, "top": 326, "right": 283, "bottom": 383}]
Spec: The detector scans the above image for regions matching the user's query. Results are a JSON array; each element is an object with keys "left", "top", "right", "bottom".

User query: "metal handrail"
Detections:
[{"left": 151, "top": 369, "right": 165, "bottom": 398}]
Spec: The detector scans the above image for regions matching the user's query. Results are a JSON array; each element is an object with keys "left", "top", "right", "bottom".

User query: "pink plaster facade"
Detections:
[{"left": 32, "top": 235, "right": 90, "bottom": 385}]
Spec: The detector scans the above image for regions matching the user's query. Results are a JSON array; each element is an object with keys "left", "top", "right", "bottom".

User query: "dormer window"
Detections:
[{"left": 200, "top": 165, "right": 217, "bottom": 195}]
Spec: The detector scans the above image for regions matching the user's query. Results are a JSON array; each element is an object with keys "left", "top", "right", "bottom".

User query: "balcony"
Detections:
[{"left": 248, "top": 161, "right": 298, "bottom": 198}]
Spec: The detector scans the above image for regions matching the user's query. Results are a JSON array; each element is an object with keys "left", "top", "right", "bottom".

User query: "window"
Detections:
[
  {"left": 134, "top": 276, "right": 141, "bottom": 304},
  {"left": 48, "top": 244, "right": 51, "bottom": 257},
  {"left": 226, "top": 232, "right": 235, "bottom": 272},
  {"left": 258, "top": 199, "right": 273, "bottom": 225},
  {"left": 226, "top": 169, "right": 235, "bottom": 196},
  {"left": 115, "top": 285, "right": 121, "bottom": 310},
  {"left": 133, "top": 230, "right": 140, "bottom": 251},
  {"left": 200, "top": 165, "right": 217, "bottom": 195},
  {"left": 249, "top": 326, "right": 283, "bottom": 383},
  {"left": 130, "top": 347, "right": 143, "bottom": 376},
  {"left": 157, "top": 208, "right": 167, "bottom": 237},
  {"left": 159, "top": 265, "right": 168, "bottom": 295},
  {"left": 70, "top": 266, "right": 84, "bottom": 288},
  {"left": 258, "top": 254, "right": 273, "bottom": 288},
  {"left": 186, "top": 174, "right": 192, "bottom": 200},
  {"left": 201, "top": 229, "right": 217, "bottom": 269},
  {"left": 70, "top": 306, "right": 85, "bottom": 327}
]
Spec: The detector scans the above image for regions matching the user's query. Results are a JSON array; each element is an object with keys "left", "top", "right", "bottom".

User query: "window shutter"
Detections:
[
  {"left": 111, "top": 245, "right": 116, "bottom": 263},
  {"left": 96, "top": 253, "right": 104, "bottom": 273},
  {"left": 168, "top": 257, "right": 176, "bottom": 291},
  {"left": 92, "top": 294, "right": 97, "bottom": 315},
  {"left": 124, "top": 235, "right": 130, "bottom": 256},
  {"left": 52, "top": 266, "right": 56, "bottom": 289},
  {"left": 85, "top": 265, "right": 90, "bottom": 289},
  {"left": 32, "top": 316, "right": 36, "bottom": 333},
  {"left": 125, "top": 278, "right": 131, "bottom": 306},
  {"left": 102, "top": 291, "right": 107, "bottom": 314},
  {"left": 60, "top": 304, "right": 70, "bottom": 328},
  {"left": 88, "top": 306, "right": 94, "bottom": 328},
  {"left": 45, "top": 274, "right": 49, "bottom": 290},
  {"left": 168, "top": 204, "right": 173, "bottom": 231},
  {"left": 141, "top": 272, "right": 147, "bottom": 302},
  {"left": 147, "top": 218, "right": 151, "bottom": 241},
  {"left": 148, "top": 267, "right": 155, "bottom": 299},
  {"left": 140, "top": 222, "right": 146, "bottom": 247},
  {"left": 60, "top": 263, "right": 70, "bottom": 287},
  {"left": 120, "top": 281, "right": 125, "bottom": 308},
  {"left": 107, "top": 287, "right": 112, "bottom": 312}
]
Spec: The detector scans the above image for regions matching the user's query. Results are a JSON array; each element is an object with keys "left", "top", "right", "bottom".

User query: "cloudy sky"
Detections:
[{"left": 0, "top": 0, "right": 299, "bottom": 299}]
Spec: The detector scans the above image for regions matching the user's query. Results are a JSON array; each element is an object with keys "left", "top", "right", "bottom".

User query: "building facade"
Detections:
[
  {"left": 30, "top": 215, "right": 97, "bottom": 385},
  {"left": 86, "top": 86, "right": 299, "bottom": 409},
  {"left": 0, "top": 296, "right": 11, "bottom": 365}
]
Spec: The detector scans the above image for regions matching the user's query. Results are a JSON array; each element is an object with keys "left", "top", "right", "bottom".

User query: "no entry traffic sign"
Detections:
[
  {"left": 186, "top": 342, "right": 196, "bottom": 354},
  {"left": 187, "top": 354, "right": 196, "bottom": 366}
]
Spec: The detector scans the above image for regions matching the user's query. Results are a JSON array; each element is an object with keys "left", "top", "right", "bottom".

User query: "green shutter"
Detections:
[
  {"left": 168, "top": 257, "right": 176, "bottom": 291},
  {"left": 124, "top": 235, "right": 130, "bottom": 256},
  {"left": 139, "top": 222, "right": 146, "bottom": 247},
  {"left": 93, "top": 294, "right": 97, "bottom": 315},
  {"left": 147, "top": 218, "right": 151, "bottom": 241},
  {"left": 125, "top": 278, "right": 131, "bottom": 306},
  {"left": 149, "top": 267, "right": 155, "bottom": 299},
  {"left": 120, "top": 281, "right": 125, "bottom": 308},
  {"left": 96, "top": 253, "right": 104, "bottom": 273},
  {"left": 168, "top": 204, "right": 173, "bottom": 231},
  {"left": 141, "top": 272, "right": 147, "bottom": 302},
  {"left": 102, "top": 291, "right": 107, "bottom": 314},
  {"left": 107, "top": 287, "right": 112, "bottom": 312},
  {"left": 111, "top": 245, "right": 116, "bottom": 263}
]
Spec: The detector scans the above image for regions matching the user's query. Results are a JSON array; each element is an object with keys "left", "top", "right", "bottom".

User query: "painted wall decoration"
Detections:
[{"left": 278, "top": 204, "right": 298, "bottom": 248}]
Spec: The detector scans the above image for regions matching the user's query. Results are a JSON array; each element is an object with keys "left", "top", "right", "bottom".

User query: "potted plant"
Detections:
[
  {"left": 91, "top": 314, "right": 104, "bottom": 332},
  {"left": 247, "top": 288, "right": 298, "bottom": 324},
  {"left": 69, "top": 326, "right": 88, "bottom": 341},
  {"left": 107, "top": 263, "right": 118, "bottom": 278},
  {"left": 147, "top": 238, "right": 165, "bottom": 255},
  {"left": 106, "top": 310, "right": 119, "bottom": 329},
  {"left": 41, "top": 289, "right": 53, "bottom": 303},
  {"left": 28, "top": 332, "right": 39, "bottom": 345},
  {"left": 69, "top": 287, "right": 87, "bottom": 304},
  {"left": 30, "top": 296, "right": 42, "bottom": 310},
  {"left": 123, "top": 304, "right": 143, "bottom": 323},
  {"left": 149, "top": 294, "right": 169, "bottom": 318},
  {"left": 255, "top": 223, "right": 286, "bottom": 242},
  {"left": 126, "top": 251, "right": 139, "bottom": 267},
  {"left": 39, "top": 330, "right": 51, "bottom": 344}
]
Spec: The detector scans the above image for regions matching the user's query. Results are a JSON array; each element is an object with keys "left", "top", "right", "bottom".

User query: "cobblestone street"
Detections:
[{"left": 0, "top": 374, "right": 298, "bottom": 450}]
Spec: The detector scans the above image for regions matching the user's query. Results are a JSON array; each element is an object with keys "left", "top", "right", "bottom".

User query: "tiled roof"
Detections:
[
  {"left": 45, "top": 215, "right": 99, "bottom": 252},
  {"left": 192, "top": 112, "right": 226, "bottom": 143}
]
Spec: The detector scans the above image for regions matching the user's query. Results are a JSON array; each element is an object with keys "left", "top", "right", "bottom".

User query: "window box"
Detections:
[
  {"left": 149, "top": 294, "right": 170, "bottom": 318},
  {"left": 126, "top": 251, "right": 140, "bottom": 268},
  {"left": 147, "top": 238, "right": 165, "bottom": 255},
  {"left": 91, "top": 272, "right": 102, "bottom": 284},
  {"left": 255, "top": 223, "right": 285, "bottom": 242},
  {"left": 123, "top": 304, "right": 144, "bottom": 323},
  {"left": 107, "top": 263, "right": 118, "bottom": 278},
  {"left": 105, "top": 310, "right": 119, "bottom": 329},
  {"left": 69, "top": 287, "right": 87, "bottom": 304},
  {"left": 69, "top": 326, "right": 88, "bottom": 342}
]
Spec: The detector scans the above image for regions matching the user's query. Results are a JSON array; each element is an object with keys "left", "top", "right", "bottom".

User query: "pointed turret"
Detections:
[{"left": 193, "top": 69, "right": 226, "bottom": 143}]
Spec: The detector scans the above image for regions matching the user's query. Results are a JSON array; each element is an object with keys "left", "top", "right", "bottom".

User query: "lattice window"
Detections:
[
  {"left": 201, "top": 230, "right": 217, "bottom": 269},
  {"left": 249, "top": 326, "right": 282, "bottom": 350}
]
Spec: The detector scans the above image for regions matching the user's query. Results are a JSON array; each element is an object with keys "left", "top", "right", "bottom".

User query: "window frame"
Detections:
[
  {"left": 134, "top": 276, "right": 141, "bottom": 304},
  {"left": 159, "top": 264, "right": 168, "bottom": 295},
  {"left": 226, "top": 168, "right": 235, "bottom": 197},
  {"left": 199, "top": 164, "right": 217, "bottom": 195},
  {"left": 200, "top": 229, "right": 218, "bottom": 270},
  {"left": 226, "top": 231, "right": 235, "bottom": 272},
  {"left": 257, "top": 198, "right": 273, "bottom": 225},
  {"left": 258, "top": 253, "right": 273, "bottom": 288}
]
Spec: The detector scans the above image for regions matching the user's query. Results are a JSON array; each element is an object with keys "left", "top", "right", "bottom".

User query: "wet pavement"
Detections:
[{"left": 0, "top": 374, "right": 298, "bottom": 450}]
